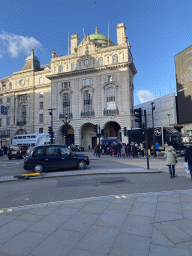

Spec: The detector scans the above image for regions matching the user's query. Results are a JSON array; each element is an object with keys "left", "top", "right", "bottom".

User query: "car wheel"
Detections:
[
  {"left": 33, "top": 164, "right": 44, "bottom": 173},
  {"left": 78, "top": 160, "right": 86, "bottom": 170}
]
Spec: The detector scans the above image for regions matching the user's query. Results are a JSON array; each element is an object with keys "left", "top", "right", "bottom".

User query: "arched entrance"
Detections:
[
  {"left": 15, "top": 129, "right": 27, "bottom": 135},
  {"left": 61, "top": 124, "right": 74, "bottom": 146},
  {"left": 81, "top": 123, "right": 96, "bottom": 149},
  {"left": 103, "top": 121, "right": 121, "bottom": 140}
]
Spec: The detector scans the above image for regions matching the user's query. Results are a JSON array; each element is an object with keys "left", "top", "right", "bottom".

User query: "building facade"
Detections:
[
  {"left": 0, "top": 23, "right": 137, "bottom": 148},
  {"left": 134, "top": 93, "right": 177, "bottom": 129}
]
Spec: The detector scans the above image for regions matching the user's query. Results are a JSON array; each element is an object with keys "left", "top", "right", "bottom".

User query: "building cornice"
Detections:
[{"left": 47, "top": 62, "right": 136, "bottom": 80}]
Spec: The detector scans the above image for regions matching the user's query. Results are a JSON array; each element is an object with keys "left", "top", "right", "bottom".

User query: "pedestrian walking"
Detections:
[
  {"left": 164, "top": 144, "right": 177, "bottom": 178},
  {"left": 117, "top": 142, "right": 122, "bottom": 157},
  {"left": 164, "top": 141, "right": 169, "bottom": 151},
  {"left": 184, "top": 144, "right": 192, "bottom": 180}
]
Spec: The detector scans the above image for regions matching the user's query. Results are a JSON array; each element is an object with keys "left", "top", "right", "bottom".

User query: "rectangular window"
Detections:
[
  {"left": 58, "top": 65, "right": 63, "bottom": 73},
  {"left": 71, "top": 63, "right": 76, "bottom": 70},
  {"left": 7, "top": 130, "right": 10, "bottom": 137},
  {"left": 39, "top": 128, "right": 43, "bottom": 133},
  {"left": 39, "top": 78, "right": 43, "bottom": 84},
  {"left": 6, "top": 117, "right": 10, "bottom": 126},
  {"left": 113, "top": 55, "right": 118, "bottom": 63},
  {"left": 39, "top": 102, "right": 43, "bottom": 109},
  {"left": 7, "top": 97, "right": 10, "bottom": 103},
  {"left": 39, "top": 114, "right": 43, "bottom": 123},
  {"left": 98, "top": 58, "right": 103, "bottom": 66},
  {"left": 0, "top": 118, "right": 1, "bottom": 127},
  {"left": 19, "top": 95, "right": 27, "bottom": 102},
  {"left": 40, "top": 92, "right": 44, "bottom": 98},
  {"left": 83, "top": 78, "right": 92, "bottom": 86},
  {"left": 62, "top": 81, "right": 70, "bottom": 89}
]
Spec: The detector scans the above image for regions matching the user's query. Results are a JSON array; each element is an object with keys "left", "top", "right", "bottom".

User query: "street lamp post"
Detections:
[
  {"left": 48, "top": 108, "right": 56, "bottom": 144},
  {"left": 62, "top": 114, "right": 70, "bottom": 146},
  {"left": 150, "top": 102, "right": 156, "bottom": 158}
]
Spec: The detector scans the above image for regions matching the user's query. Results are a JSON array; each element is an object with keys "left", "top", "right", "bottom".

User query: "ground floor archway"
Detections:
[
  {"left": 60, "top": 124, "right": 74, "bottom": 146},
  {"left": 15, "top": 129, "right": 27, "bottom": 135},
  {"left": 81, "top": 123, "right": 96, "bottom": 149},
  {"left": 103, "top": 121, "right": 121, "bottom": 141}
]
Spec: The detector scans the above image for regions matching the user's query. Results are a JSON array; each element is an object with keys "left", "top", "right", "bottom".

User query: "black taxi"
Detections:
[{"left": 23, "top": 145, "right": 89, "bottom": 172}]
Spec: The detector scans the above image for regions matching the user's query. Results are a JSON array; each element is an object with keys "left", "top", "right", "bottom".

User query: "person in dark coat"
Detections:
[
  {"left": 185, "top": 145, "right": 192, "bottom": 180},
  {"left": 117, "top": 143, "right": 122, "bottom": 157}
]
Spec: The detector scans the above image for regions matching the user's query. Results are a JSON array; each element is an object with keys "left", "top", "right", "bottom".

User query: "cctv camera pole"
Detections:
[
  {"left": 144, "top": 110, "right": 149, "bottom": 169},
  {"left": 48, "top": 108, "right": 56, "bottom": 144}
]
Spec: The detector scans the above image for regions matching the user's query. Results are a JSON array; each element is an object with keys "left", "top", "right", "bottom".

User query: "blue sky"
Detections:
[{"left": 0, "top": 0, "right": 192, "bottom": 104}]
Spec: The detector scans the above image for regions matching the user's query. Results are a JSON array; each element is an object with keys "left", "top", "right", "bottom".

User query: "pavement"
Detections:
[{"left": 1, "top": 189, "right": 192, "bottom": 255}]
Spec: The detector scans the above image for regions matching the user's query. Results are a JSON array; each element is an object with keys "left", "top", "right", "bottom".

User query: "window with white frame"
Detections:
[
  {"left": 106, "top": 87, "right": 116, "bottom": 110},
  {"left": 58, "top": 65, "right": 63, "bottom": 73},
  {"left": 39, "top": 102, "right": 43, "bottom": 110},
  {"left": 105, "top": 74, "right": 116, "bottom": 83},
  {"left": 6, "top": 117, "right": 10, "bottom": 126},
  {"left": 62, "top": 93, "right": 70, "bottom": 115},
  {"left": 112, "top": 55, "right": 118, "bottom": 63},
  {"left": 62, "top": 81, "right": 70, "bottom": 89},
  {"left": 84, "top": 91, "right": 92, "bottom": 113},
  {"left": 19, "top": 95, "right": 27, "bottom": 102},
  {"left": 21, "top": 105, "right": 26, "bottom": 121},
  {"left": 98, "top": 58, "right": 103, "bottom": 66},
  {"left": 39, "top": 114, "right": 43, "bottom": 123},
  {"left": 40, "top": 92, "right": 44, "bottom": 98},
  {"left": 82, "top": 78, "right": 92, "bottom": 86},
  {"left": 71, "top": 63, "right": 76, "bottom": 70},
  {"left": 39, "top": 77, "right": 43, "bottom": 84}
]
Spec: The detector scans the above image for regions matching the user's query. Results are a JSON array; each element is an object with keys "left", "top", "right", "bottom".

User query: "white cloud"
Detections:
[
  {"left": 0, "top": 31, "right": 42, "bottom": 58},
  {"left": 136, "top": 90, "right": 156, "bottom": 103}
]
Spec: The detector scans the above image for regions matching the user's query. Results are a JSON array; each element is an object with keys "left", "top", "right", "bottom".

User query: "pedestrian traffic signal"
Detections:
[
  {"left": 124, "top": 127, "right": 127, "bottom": 136},
  {"left": 93, "top": 125, "right": 98, "bottom": 133},
  {"left": 134, "top": 108, "right": 142, "bottom": 128}
]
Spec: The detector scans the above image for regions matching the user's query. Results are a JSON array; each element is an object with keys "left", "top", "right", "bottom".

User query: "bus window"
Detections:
[
  {"left": 31, "top": 143, "right": 35, "bottom": 146},
  {"left": 18, "top": 136, "right": 22, "bottom": 139},
  {"left": 23, "top": 137, "right": 26, "bottom": 139},
  {"left": 31, "top": 136, "right": 36, "bottom": 138},
  {"left": 14, "top": 136, "right": 17, "bottom": 139},
  {"left": 27, "top": 136, "right": 30, "bottom": 139}
]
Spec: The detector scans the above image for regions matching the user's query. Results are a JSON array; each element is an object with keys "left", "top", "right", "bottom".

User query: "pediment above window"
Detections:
[{"left": 59, "top": 88, "right": 72, "bottom": 95}]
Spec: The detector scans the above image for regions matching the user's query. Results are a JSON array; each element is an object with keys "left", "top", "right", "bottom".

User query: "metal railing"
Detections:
[
  {"left": 16, "top": 121, "right": 26, "bottom": 126},
  {"left": 103, "top": 108, "right": 119, "bottom": 116},
  {"left": 59, "top": 113, "right": 73, "bottom": 119},
  {"left": 81, "top": 111, "right": 95, "bottom": 117}
]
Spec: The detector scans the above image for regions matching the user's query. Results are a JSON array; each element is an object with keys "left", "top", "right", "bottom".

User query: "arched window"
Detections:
[
  {"left": 84, "top": 91, "right": 92, "bottom": 114},
  {"left": 62, "top": 93, "right": 70, "bottom": 115},
  {"left": 106, "top": 88, "right": 116, "bottom": 110}
]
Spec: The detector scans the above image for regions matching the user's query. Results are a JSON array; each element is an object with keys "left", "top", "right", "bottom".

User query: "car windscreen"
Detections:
[{"left": 10, "top": 146, "right": 20, "bottom": 151}]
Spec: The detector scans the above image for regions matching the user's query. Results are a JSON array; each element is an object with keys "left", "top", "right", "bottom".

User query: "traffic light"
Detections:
[
  {"left": 48, "top": 126, "right": 52, "bottom": 137},
  {"left": 124, "top": 127, "right": 127, "bottom": 136},
  {"left": 134, "top": 108, "right": 142, "bottom": 128},
  {"left": 93, "top": 125, "right": 98, "bottom": 134}
]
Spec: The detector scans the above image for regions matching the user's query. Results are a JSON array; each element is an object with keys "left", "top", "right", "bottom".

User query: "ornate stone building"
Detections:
[{"left": 0, "top": 23, "right": 137, "bottom": 148}]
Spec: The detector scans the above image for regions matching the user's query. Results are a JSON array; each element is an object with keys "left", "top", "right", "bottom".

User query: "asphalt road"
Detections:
[
  {"left": 1, "top": 170, "right": 192, "bottom": 210},
  {"left": 0, "top": 156, "right": 136, "bottom": 177}
]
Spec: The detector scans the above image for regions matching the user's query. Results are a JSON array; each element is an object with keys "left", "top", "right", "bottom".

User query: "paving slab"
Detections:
[
  {"left": 94, "top": 209, "right": 128, "bottom": 228},
  {"left": 0, "top": 219, "right": 33, "bottom": 244},
  {"left": 149, "top": 244, "right": 190, "bottom": 256},
  {"left": 155, "top": 210, "right": 183, "bottom": 222},
  {"left": 158, "top": 195, "right": 181, "bottom": 203},
  {"left": 16, "top": 213, "right": 45, "bottom": 222},
  {"left": 129, "top": 201, "right": 157, "bottom": 217},
  {"left": 121, "top": 215, "right": 154, "bottom": 238},
  {"left": 27, "top": 213, "right": 71, "bottom": 234},
  {"left": 156, "top": 201, "right": 182, "bottom": 213},
  {"left": 68, "top": 248, "right": 107, "bottom": 256},
  {"left": 181, "top": 201, "right": 192, "bottom": 211},
  {"left": 0, "top": 230, "right": 48, "bottom": 255},
  {"left": 0, "top": 214, "right": 16, "bottom": 227},
  {"left": 61, "top": 211, "right": 99, "bottom": 232},
  {"left": 75, "top": 225, "right": 120, "bottom": 254},
  {"left": 151, "top": 227, "right": 174, "bottom": 247},
  {"left": 109, "top": 233, "right": 151, "bottom": 256},
  {"left": 107, "top": 203, "right": 132, "bottom": 212},
  {"left": 51, "top": 205, "right": 80, "bottom": 216},
  {"left": 135, "top": 195, "right": 158, "bottom": 203},
  {"left": 80, "top": 202, "right": 108, "bottom": 214},
  {"left": 173, "top": 219, "right": 192, "bottom": 237},
  {"left": 30, "top": 228, "right": 84, "bottom": 256},
  {"left": 153, "top": 221, "right": 192, "bottom": 244}
]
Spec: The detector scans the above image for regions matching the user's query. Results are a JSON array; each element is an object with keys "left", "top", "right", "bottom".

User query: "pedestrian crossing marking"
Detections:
[
  {"left": 121, "top": 195, "right": 127, "bottom": 198},
  {"left": 115, "top": 196, "right": 121, "bottom": 199}
]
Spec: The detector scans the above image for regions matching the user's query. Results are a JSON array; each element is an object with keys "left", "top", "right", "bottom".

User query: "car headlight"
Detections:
[{"left": 85, "top": 157, "right": 88, "bottom": 161}]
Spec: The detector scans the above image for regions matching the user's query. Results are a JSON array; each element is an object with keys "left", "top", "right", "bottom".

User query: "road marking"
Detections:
[{"left": 121, "top": 195, "right": 127, "bottom": 198}]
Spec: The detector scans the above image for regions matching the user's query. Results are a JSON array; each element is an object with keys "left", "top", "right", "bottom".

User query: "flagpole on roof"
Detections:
[
  {"left": 68, "top": 32, "right": 69, "bottom": 55},
  {"left": 108, "top": 22, "right": 109, "bottom": 47}
]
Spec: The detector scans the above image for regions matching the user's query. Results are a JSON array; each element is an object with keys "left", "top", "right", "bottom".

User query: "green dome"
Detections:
[{"left": 89, "top": 27, "right": 114, "bottom": 45}]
